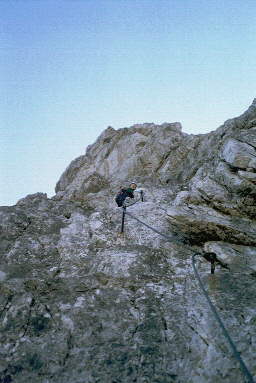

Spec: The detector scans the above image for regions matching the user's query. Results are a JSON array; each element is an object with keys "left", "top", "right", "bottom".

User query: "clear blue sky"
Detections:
[{"left": 1, "top": 0, "right": 256, "bottom": 206}]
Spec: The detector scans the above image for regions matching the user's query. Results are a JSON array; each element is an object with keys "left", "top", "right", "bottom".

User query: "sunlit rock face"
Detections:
[{"left": 1, "top": 100, "right": 256, "bottom": 383}]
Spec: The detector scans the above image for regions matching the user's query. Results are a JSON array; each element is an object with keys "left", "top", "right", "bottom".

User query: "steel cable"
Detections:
[
  {"left": 124, "top": 209, "right": 191, "bottom": 248},
  {"left": 192, "top": 254, "right": 255, "bottom": 383},
  {"left": 121, "top": 208, "right": 255, "bottom": 382},
  {"left": 125, "top": 210, "right": 178, "bottom": 242}
]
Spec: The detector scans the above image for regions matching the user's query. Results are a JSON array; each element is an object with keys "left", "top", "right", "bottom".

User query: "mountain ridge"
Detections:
[{"left": 0, "top": 99, "right": 256, "bottom": 382}]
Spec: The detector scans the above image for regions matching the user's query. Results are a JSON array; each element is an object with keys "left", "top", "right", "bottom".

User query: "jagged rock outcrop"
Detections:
[
  {"left": 166, "top": 100, "right": 256, "bottom": 270},
  {"left": 0, "top": 100, "right": 256, "bottom": 383}
]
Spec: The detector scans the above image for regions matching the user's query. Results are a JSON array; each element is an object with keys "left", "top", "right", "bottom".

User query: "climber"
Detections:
[{"left": 115, "top": 183, "right": 139, "bottom": 207}]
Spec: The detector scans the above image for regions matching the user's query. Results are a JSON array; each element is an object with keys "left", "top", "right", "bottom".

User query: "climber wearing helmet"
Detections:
[{"left": 115, "top": 183, "right": 138, "bottom": 207}]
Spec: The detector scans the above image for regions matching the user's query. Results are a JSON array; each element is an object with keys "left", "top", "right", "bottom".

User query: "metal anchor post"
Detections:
[
  {"left": 121, "top": 206, "right": 126, "bottom": 233},
  {"left": 211, "top": 257, "right": 216, "bottom": 274}
]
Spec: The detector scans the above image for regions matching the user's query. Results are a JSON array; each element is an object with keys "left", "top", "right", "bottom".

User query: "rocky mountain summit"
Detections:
[{"left": 1, "top": 100, "right": 256, "bottom": 383}]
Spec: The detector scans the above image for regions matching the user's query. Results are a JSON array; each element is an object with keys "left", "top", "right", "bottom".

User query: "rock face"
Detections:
[{"left": 1, "top": 100, "right": 256, "bottom": 383}]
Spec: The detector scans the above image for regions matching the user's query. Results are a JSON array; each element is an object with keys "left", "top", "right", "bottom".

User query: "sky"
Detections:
[{"left": 1, "top": 0, "right": 256, "bottom": 206}]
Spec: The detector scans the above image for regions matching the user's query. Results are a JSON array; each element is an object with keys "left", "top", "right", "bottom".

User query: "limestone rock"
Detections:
[
  {"left": 167, "top": 204, "right": 256, "bottom": 245},
  {"left": 1, "top": 100, "right": 256, "bottom": 382},
  {"left": 235, "top": 127, "right": 256, "bottom": 148},
  {"left": 55, "top": 122, "right": 186, "bottom": 202},
  {"left": 221, "top": 138, "right": 256, "bottom": 169},
  {"left": 238, "top": 170, "right": 256, "bottom": 183},
  {"left": 204, "top": 241, "right": 256, "bottom": 272}
]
